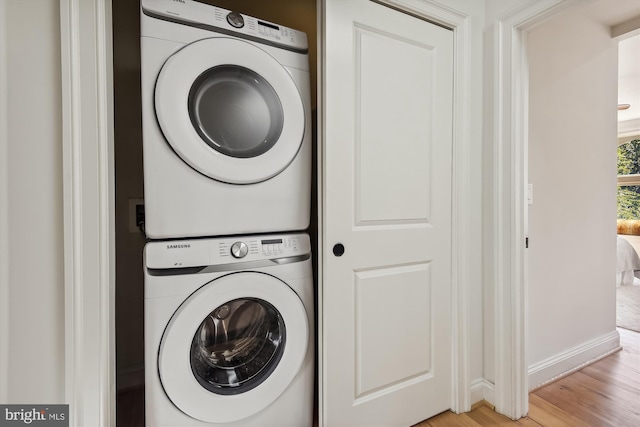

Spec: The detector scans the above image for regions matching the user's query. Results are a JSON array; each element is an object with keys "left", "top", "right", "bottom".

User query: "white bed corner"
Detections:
[{"left": 617, "top": 235, "right": 640, "bottom": 286}]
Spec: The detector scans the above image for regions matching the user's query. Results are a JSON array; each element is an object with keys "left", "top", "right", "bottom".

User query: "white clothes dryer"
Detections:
[
  {"left": 144, "top": 233, "right": 314, "bottom": 427},
  {"left": 140, "top": 0, "right": 311, "bottom": 239}
]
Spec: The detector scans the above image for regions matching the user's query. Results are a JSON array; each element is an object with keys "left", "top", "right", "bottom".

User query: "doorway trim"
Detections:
[
  {"left": 60, "top": 0, "right": 115, "bottom": 425},
  {"left": 489, "top": 0, "right": 578, "bottom": 419}
]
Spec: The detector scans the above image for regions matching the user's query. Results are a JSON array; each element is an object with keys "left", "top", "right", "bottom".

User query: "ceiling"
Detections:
[
  {"left": 578, "top": 0, "right": 640, "bottom": 136},
  {"left": 572, "top": 0, "right": 640, "bottom": 136}
]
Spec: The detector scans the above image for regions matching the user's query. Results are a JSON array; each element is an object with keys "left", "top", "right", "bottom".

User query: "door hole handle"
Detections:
[{"left": 333, "top": 243, "right": 345, "bottom": 257}]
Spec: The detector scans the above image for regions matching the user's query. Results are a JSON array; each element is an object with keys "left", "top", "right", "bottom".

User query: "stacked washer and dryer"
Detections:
[{"left": 140, "top": 1, "right": 314, "bottom": 426}]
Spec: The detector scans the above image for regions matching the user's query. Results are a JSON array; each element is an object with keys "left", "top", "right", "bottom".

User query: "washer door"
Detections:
[
  {"left": 158, "top": 272, "right": 308, "bottom": 423},
  {"left": 155, "top": 38, "right": 305, "bottom": 184}
]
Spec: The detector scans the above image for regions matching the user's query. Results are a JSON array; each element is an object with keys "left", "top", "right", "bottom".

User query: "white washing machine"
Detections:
[
  {"left": 140, "top": 0, "right": 311, "bottom": 239},
  {"left": 144, "top": 233, "right": 314, "bottom": 426}
]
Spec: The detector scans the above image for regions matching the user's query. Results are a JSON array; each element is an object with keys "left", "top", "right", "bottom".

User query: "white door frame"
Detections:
[
  {"left": 318, "top": 0, "right": 476, "bottom": 421},
  {"left": 60, "top": 0, "right": 115, "bottom": 426},
  {"left": 489, "top": 0, "right": 577, "bottom": 419}
]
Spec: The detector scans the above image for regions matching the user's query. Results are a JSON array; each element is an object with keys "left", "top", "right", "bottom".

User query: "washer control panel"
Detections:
[
  {"left": 145, "top": 233, "right": 310, "bottom": 269},
  {"left": 226, "top": 11, "right": 244, "bottom": 29},
  {"left": 230, "top": 241, "right": 249, "bottom": 258},
  {"left": 141, "top": 0, "right": 308, "bottom": 52}
]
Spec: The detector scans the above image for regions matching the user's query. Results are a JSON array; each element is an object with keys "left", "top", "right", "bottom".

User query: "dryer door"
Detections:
[
  {"left": 158, "top": 272, "right": 308, "bottom": 423},
  {"left": 155, "top": 37, "right": 305, "bottom": 184}
]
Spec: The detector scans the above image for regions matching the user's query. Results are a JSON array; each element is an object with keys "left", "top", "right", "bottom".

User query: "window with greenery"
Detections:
[{"left": 617, "top": 139, "right": 640, "bottom": 219}]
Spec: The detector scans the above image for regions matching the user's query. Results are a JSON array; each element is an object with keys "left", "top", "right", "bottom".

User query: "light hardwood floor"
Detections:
[
  {"left": 117, "top": 328, "right": 639, "bottom": 426},
  {"left": 415, "top": 327, "right": 640, "bottom": 427}
]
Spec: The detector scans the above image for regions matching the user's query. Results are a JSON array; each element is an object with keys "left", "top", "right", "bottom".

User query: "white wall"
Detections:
[
  {"left": 526, "top": 5, "right": 619, "bottom": 387},
  {"left": 0, "top": 0, "right": 66, "bottom": 403}
]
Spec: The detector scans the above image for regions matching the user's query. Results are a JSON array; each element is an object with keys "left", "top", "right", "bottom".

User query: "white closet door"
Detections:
[{"left": 322, "top": 0, "right": 454, "bottom": 425}]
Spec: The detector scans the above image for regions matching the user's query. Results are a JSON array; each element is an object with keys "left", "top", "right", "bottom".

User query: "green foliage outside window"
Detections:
[{"left": 617, "top": 139, "right": 640, "bottom": 219}]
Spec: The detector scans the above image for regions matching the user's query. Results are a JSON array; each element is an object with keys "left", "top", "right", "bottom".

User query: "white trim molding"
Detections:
[
  {"left": 60, "top": 0, "right": 115, "bottom": 426},
  {"left": 489, "top": 0, "right": 578, "bottom": 419},
  {"left": 618, "top": 118, "right": 640, "bottom": 140},
  {"left": 0, "top": 0, "right": 9, "bottom": 404},
  {"left": 528, "top": 331, "right": 621, "bottom": 391},
  {"left": 470, "top": 378, "right": 495, "bottom": 408},
  {"left": 618, "top": 135, "right": 640, "bottom": 146},
  {"left": 612, "top": 15, "right": 640, "bottom": 39}
]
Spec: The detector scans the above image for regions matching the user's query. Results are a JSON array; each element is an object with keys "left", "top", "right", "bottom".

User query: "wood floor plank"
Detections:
[
  {"left": 513, "top": 416, "right": 544, "bottom": 426},
  {"left": 534, "top": 374, "right": 621, "bottom": 426},
  {"left": 574, "top": 369, "right": 640, "bottom": 406},
  {"left": 465, "top": 405, "right": 535, "bottom": 426},
  {"left": 599, "top": 349, "right": 640, "bottom": 372},
  {"left": 581, "top": 358, "right": 640, "bottom": 392},
  {"left": 418, "top": 329, "right": 640, "bottom": 427},
  {"left": 528, "top": 393, "right": 594, "bottom": 427},
  {"left": 414, "top": 410, "right": 482, "bottom": 427}
]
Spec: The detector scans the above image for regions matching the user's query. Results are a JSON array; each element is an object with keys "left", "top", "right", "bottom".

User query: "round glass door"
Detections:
[
  {"left": 158, "top": 272, "right": 308, "bottom": 423},
  {"left": 155, "top": 38, "right": 305, "bottom": 184},
  {"left": 190, "top": 298, "right": 285, "bottom": 395},
  {"left": 188, "top": 66, "right": 284, "bottom": 159}
]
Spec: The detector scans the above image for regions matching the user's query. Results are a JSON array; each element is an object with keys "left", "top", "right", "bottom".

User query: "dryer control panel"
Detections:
[
  {"left": 141, "top": 0, "right": 308, "bottom": 52},
  {"left": 145, "top": 233, "right": 311, "bottom": 270}
]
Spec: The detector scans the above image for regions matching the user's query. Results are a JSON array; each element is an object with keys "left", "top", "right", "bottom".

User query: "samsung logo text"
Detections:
[{"left": 167, "top": 244, "right": 191, "bottom": 249}]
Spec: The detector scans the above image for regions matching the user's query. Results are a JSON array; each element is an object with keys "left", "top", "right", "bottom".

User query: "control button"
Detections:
[
  {"left": 231, "top": 241, "right": 248, "bottom": 258},
  {"left": 226, "top": 11, "right": 244, "bottom": 28}
]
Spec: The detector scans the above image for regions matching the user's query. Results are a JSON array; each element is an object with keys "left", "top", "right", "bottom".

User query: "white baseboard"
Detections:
[
  {"left": 528, "top": 330, "right": 621, "bottom": 391},
  {"left": 470, "top": 378, "right": 495, "bottom": 407},
  {"left": 117, "top": 365, "right": 144, "bottom": 391}
]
